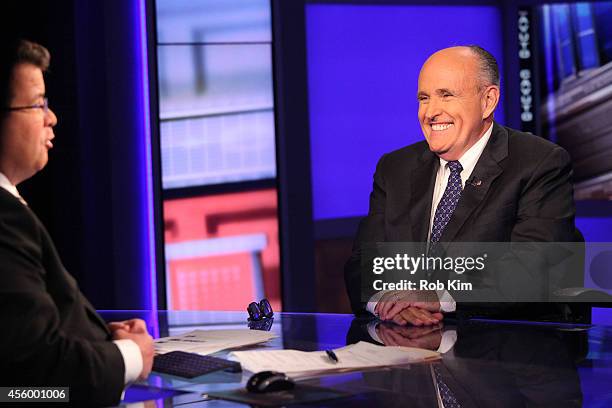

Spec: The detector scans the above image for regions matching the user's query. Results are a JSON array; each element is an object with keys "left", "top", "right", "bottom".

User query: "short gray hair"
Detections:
[{"left": 466, "top": 45, "right": 500, "bottom": 88}]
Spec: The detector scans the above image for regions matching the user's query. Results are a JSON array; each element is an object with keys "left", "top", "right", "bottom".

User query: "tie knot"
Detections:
[{"left": 447, "top": 160, "right": 462, "bottom": 174}]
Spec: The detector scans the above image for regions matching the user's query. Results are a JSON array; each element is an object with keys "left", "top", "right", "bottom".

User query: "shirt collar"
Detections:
[
  {"left": 0, "top": 172, "right": 27, "bottom": 205},
  {"left": 438, "top": 122, "right": 494, "bottom": 175}
]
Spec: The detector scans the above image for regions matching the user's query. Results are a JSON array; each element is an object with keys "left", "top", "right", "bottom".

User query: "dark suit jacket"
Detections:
[
  {"left": 345, "top": 123, "right": 576, "bottom": 315},
  {"left": 0, "top": 188, "right": 125, "bottom": 406}
]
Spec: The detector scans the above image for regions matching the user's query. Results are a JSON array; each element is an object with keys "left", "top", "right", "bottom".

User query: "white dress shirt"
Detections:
[
  {"left": 0, "top": 172, "right": 27, "bottom": 205},
  {"left": 367, "top": 123, "right": 494, "bottom": 315},
  {"left": 0, "top": 172, "right": 142, "bottom": 384},
  {"left": 428, "top": 123, "right": 493, "bottom": 241}
]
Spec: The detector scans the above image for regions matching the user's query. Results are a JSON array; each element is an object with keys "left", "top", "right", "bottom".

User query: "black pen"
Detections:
[{"left": 325, "top": 349, "right": 339, "bottom": 363}]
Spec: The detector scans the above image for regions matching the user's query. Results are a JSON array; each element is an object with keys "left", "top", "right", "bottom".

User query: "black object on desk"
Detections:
[
  {"left": 247, "top": 298, "right": 274, "bottom": 321},
  {"left": 325, "top": 349, "right": 339, "bottom": 363},
  {"left": 247, "top": 298, "right": 275, "bottom": 331},
  {"left": 248, "top": 317, "right": 275, "bottom": 331},
  {"left": 152, "top": 351, "right": 241, "bottom": 378},
  {"left": 247, "top": 371, "right": 295, "bottom": 393}
]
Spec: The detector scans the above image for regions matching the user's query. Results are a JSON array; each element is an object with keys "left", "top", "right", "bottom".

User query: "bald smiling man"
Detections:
[{"left": 345, "top": 46, "right": 575, "bottom": 324}]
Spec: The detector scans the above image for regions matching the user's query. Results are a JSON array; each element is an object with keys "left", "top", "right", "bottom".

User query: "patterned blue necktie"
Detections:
[
  {"left": 430, "top": 160, "right": 463, "bottom": 245},
  {"left": 433, "top": 364, "right": 461, "bottom": 408}
]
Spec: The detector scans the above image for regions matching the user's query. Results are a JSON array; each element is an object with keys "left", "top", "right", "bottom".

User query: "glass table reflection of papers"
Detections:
[{"left": 98, "top": 310, "right": 612, "bottom": 407}]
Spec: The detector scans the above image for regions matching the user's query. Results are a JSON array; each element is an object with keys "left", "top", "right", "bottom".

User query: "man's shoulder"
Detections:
[
  {"left": 502, "top": 124, "right": 568, "bottom": 157},
  {"left": 0, "top": 187, "right": 26, "bottom": 215},
  {"left": 378, "top": 140, "right": 431, "bottom": 167},
  {"left": 0, "top": 188, "right": 39, "bottom": 238}
]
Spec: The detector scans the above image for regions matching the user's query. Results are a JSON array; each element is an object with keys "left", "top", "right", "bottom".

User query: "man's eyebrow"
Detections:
[
  {"left": 25, "top": 92, "right": 45, "bottom": 103},
  {"left": 435, "top": 88, "right": 455, "bottom": 95},
  {"left": 416, "top": 91, "right": 429, "bottom": 98}
]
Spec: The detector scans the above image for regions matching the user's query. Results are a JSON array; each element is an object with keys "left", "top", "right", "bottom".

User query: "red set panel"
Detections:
[{"left": 163, "top": 189, "right": 281, "bottom": 311}]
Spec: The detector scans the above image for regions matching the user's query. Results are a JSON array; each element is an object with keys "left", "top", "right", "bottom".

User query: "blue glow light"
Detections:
[
  {"left": 592, "top": 308, "right": 612, "bottom": 325},
  {"left": 135, "top": 0, "right": 159, "bottom": 334},
  {"left": 306, "top": 4, "right": 505, "bottom": 220}
]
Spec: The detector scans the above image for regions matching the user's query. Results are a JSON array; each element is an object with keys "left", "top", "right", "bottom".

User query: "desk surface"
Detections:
[{"left": 99, "top": 311, "right": 612, "bottom": 407}]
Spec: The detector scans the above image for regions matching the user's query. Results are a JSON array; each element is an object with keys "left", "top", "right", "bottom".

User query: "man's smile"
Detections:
[{"left": 430, "top": 123, "right": 454, "bottom": 132}]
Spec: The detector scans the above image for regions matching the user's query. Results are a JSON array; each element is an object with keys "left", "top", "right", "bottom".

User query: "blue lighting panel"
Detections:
[
  {"left": 576, "top": 217, "right": 612, "bottom": 242},
  {"left": 134, "top": 0, "right": 157, "bottom": 330},
  {"left": 306, "top": 4, "right": 505, "bottom": 220}
]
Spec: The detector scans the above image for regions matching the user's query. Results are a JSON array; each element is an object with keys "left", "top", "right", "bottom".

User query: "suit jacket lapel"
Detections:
[
  {"left": 410, "top": 148, "right": 439, "bottom": 242},
  {"left": 439, "top": 123, "right": 508, "bottom": 243}
]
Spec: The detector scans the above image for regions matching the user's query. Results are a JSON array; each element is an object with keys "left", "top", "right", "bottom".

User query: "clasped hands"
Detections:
[
  {"left": 376, "top": 322, "right": 443, "bottom": 350},
  {"left": 108, "top": 319, "right": 155, "bottom": 380},
  {"left": 374, "top": 290, "right": 443, "bottom": 326}
]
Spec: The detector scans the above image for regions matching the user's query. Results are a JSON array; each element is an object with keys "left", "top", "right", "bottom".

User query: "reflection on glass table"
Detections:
[{"left": 97, "top": 311, "right": 612, "bottom": 407}]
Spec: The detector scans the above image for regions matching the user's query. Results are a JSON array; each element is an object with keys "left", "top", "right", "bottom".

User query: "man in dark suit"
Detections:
[
  {"left": 0, "top": 39, "right": 154, "bottom": 406},
  {"left": 345, "top": 45, "right": 575, "bottom": 324}
]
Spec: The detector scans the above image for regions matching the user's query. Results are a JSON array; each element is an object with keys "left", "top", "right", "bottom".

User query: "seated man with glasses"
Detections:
[{"left": 0, "top": 39, "right": 155, "bottom": 406}]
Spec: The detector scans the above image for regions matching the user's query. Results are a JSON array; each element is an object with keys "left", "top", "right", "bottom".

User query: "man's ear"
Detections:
[{"left": 481, "top": 85, "right": 500, "bottom": 119}]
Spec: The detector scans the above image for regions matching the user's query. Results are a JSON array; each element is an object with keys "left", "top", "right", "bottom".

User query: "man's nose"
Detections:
[
  {"left": 424, "top": 98, "right": 442, "bottom": 121},
  {"left": 45, "top": 107, "right": 58, "bottom": 127}
]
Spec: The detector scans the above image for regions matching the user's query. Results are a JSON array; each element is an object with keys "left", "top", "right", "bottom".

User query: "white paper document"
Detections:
[
  {"left": 229, "top": 341, "right": 440, "bottom": 378},
  {"left": 154, "top": 329, "right": 276, "bottom": 355}
]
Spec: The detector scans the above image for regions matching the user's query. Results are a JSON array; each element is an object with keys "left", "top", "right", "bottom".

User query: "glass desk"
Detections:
[{"left": 99, "top": 311, "right": 612, "bottom": 407}]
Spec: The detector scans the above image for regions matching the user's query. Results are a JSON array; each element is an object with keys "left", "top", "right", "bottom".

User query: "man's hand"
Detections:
[
  {"left": 376, "top": 322, "right": 443, "bottom": 350},
  {"left": 110, "top": 319, "right": 154, "bottom": 380},
  {"left": 375, "top": 290, "right": 441, "bottom": 323},
  {"left": 391, "top": 306, "right": 443, "bottom": 326},
  {"left": 108, "top": 318, "right": 148, "bottom": 334}
]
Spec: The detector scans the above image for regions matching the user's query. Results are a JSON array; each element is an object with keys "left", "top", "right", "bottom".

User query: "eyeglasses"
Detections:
[
  {"left": 247, "top": 298, "right": 274, "bottom": 321},
  {"left": 4, "top": 97, "right": 49, "bottom": 115},
  {"left": 247, "top": 298, "right": 274, "bottom": 331}
]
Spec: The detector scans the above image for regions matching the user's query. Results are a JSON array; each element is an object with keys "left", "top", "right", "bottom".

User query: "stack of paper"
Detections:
[
  {"left": 154, "top": 329, "right": 276, "bottom": 355},
  {"left": 229, "top": 341, "right": 440, "bottom": 378}
]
